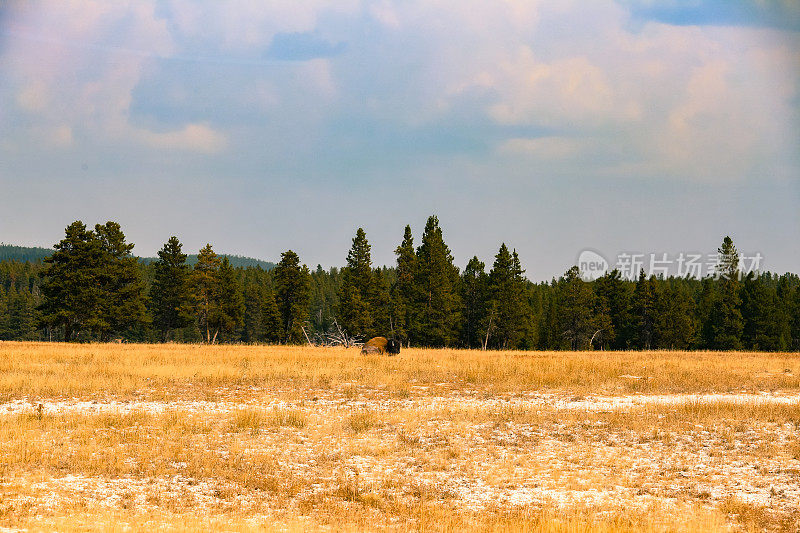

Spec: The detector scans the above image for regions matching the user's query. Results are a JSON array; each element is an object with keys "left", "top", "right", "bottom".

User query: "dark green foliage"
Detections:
[
  {"left": 338, "top": 228, "right": 376, "bottom": 338},
  {"left": 150, "top": 237, "right": 193, "bottom": 341},
  {"left": 695, "top": 277, "right": 716, "bottom": 348},
  {"left": 411, "top": 216, "right": 462, "bottom": 347},
  {"left": 38, "top": 221, "right": 104, "bottom": 341},
  {"left": 631, "top": 270, "right": 657, "bottom": 349},
  {"left": 391, "top": 225, "right": 416, "bottom": 345},
  {"left": 791, "top": 284, "right": 800, "bottom": 351},
  {"left": 460, "top": 256, "right": 489, "bottom": 349},
  {"left": 486, "top": 245, "right": 528, "bottom": 349},
  {"left": 274, "top": 250, "right": 311, "bottom": 344},
  {"left": 654, "top": 282, "right": 695, "bottom": 349},
  {"left": 708, "top": 237, "right": 743, "bottom": 350},
  {"left": 191, "top": 244, "right": 222, "bottom": 343},
  {"left": 740, "top": 273, "right": 788, "bottom": 351},
  {"left": 212, "top": 257, "right": 245, "bottom": 342},
  {"left": 93, "top": 222, "right": 148, "bottom": 341},
  {"left": 0, "top": 223, "right": 794, "bottom": 351},
  {"left": 556, "top": 266, "right": 597, "bottom": 350},
  {"left": 261, "top": 289, "right": 283, "bottom": 343},
  {"left": 593, "top": 269, "right": 630, "bottom": 349},
  {"left": 0, "top": 245, "right": 52, "bottom": 263},
  {"left": 38, "top": 221, "right": 147, "bottom": 341}
]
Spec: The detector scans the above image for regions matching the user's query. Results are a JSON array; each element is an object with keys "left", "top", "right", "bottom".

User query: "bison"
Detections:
[{"left": 361, "top": 336, "right": 401, "bottom": 355}]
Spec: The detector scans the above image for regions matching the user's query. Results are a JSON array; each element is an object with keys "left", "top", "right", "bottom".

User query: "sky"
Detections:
[{"left": 0, "top": 0, "right": 798, "bottom": 280}]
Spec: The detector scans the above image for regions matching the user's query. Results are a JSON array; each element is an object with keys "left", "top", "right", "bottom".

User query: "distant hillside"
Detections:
[
  {"left": 0, "top": 244, "right": 53, "bottom": 263},
  {"left": 0, "top": 244, "right": 274, "bottom": 270},
  {"left": 140, "top": 254, "right": 275, "bottom": 270}
]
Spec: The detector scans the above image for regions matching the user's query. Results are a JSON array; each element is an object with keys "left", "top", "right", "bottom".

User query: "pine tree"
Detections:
[
  {"left": 191, "top": 244, "right": 221, "bottom": 343},
  {"left": 593, "top": 269, "right": 631, "bottom": 349},
  {"left": 740, "top": 273, "right": 786, "bottom": 351},
  {"left": 791, "top": 284, "right": 800, "bottom": 351},
  {"left": 243, "top": 283, "right": 266, "bottom": 342},
  {"left": 338, "top": 228, "right": 375, "bottom": 338},
  {"left": 39, "top": 221, "right": 105, "bottom": 341},
  {"left": 274, "top": 250, "right": 311, "bottom": 344},
  {"left": 7, "top": 287, "right": 38, "bottom": 341},
  {"left": 370, "top": 267, "right": 392, "bottom": 338},
  {"left": 261, "top": 289, "right": 282, "bottom": 343},
  {"left": 413, "top": 216, "right": 462, "bottom": 347},
  {"left": 391, "top": 225, "right": 416, "bottom": 345},
  {"left": 708, "top": 237, "right": 743, "bottom": 349},
  {"left": 461, "top": 256, "right": 489, "bottom": 349},
  {"left": 630, "top": 270, "right": 657, "bottom": 349},
  {"left": 715, "top": 236, "right": 740, "bottom": 281},
  {"left": 556, "top": 266, "right": 596, "bottom": 350},
  {"left": 486, "top": 244, "right": 528, "bottom": 349},
  {"left": 696, "top": 277, "right": 717, "bottom": 348},
  {"left": 654, "top": 282, "right": 695, "bottom": 349},
  {"left": 93, "top": 222, "right": 148, "bottom": 341},
  {"left": 0, "top": 287, "right": 8, "bottom": 339},
  {"left": 213, "top": 257, "right": 245, "bottom": 342},
  {"left": 774, "top": 275, "right": 794, "bottom": 351},
  {"left": 590, "top": 296, "right": 614, "bottom": 350},
  {"left": 150, "top": 236, "right": 193, "bottom": 341},
  {"left": 538, "top": 283, "right": 559, "bottom": 349}
]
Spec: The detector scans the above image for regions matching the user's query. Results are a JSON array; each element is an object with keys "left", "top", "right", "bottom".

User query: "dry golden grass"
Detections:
[
  {"left": 1, "top": 341, "right": 798, "bottom": 400},
  {"left": 0, "top": 341, "right": 798, "bottom": 532}
]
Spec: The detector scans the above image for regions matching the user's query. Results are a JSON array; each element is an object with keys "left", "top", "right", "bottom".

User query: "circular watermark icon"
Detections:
[{"left": 577, "top": 249, "right": 609, "bottom": 281}]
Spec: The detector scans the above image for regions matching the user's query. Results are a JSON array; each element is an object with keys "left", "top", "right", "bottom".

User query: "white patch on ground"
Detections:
[{"left": 3, "top": 391, "right": 799, "bottom": 417}]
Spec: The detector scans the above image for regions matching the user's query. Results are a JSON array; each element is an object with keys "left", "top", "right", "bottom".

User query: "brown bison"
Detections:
[{"left": 361, "top": 336, "right": 401, "bottom": 355}]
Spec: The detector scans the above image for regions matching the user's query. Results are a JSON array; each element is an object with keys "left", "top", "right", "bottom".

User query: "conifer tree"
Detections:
[
  {"left": 696, "top": 277, "right": 717, "bottom": 348},
  {"left": 261, "top": 289, "right": 282, "bottom": 343},
  {"left": 274, "top": 250, "right": 311, "bottom": 344},
  {"left": 654, "top": 282, "right": 695, "bottom": 349},
  {"left": 538, "top": 285, "right": 559, "bottom": 349},
  {"left": 93, "top": 222, "right": 148, "bottom": 340},
  {"left": 461, "top": 256, "right": 489, "bottom": 349},
  {"left": 212, "top": 257, "right": 245, "bottom": 342},
  {"left": 150, "top": 236, "right": 193, "bottom": 341},
  {"left": 39, "top": 221, "right": 105, "bottom": 341},
  {"left": 370, "top": 267, "right": 392, "bottom": 338},
  {"left": 631, "top": 270, "right": 657, "bottom": 349},
  {"left": 487, "top": 244, "right": 528, "bottom": 349},
  {"left": 0, "top": 287, "right": 8, "bottom": 339},
  {"left": 243, "top": 283, "right": 266, "bottom": 342},
  {"left": 740, "top": 273, "right": 786, "bottom": 351},
  {"left": 191, "top": 244, "right": 221, "bottom": 343},
  {"left": 556, "top": 266, "right": 596, "bottom": 350},
  {"left": 391, "top": 225, "right": 416, "bottom": 345},
  {"left": 791, "top": 285, "right": 800, "bottom": 351},
  {"left": 594, "top": 269, "right": 631, "bottom": 349},
  {"left": 413, "top": 216, "right": 462, "bottom": 347},
  {"left": 774, "top": 275, "right": 794, "bottom": 351},
  {"left": 708, "top": 237, "right": 743, "bottom": 349},
  {"left": 338, "top": 228, "right": 375, "bottom": 338}
]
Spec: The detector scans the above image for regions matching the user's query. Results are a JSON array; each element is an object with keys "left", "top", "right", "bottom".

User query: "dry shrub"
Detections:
[
  {"left": 269, "top": 407, "right": 307, "bottom": 429},
  {"left": 228, "top": 408, "right": 266, "bottom": 434},
  {"left": 347, "top": 410, "right": 376, "bottom": 433}
]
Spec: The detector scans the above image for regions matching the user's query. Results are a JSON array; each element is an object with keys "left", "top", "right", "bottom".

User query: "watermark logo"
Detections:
[
  {"left": 576, "top": 249, "right": 764, "bottom": 280},
  {"left": 577, "top": 249, "right": 609, "bottom": 281}
]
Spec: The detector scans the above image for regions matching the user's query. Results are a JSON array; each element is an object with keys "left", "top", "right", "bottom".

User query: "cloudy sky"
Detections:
[{"left": 1, "top": 1, "right": 798, "bottom": 279}]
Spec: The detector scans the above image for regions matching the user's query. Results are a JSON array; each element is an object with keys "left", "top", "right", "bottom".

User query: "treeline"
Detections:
[{"left": 1, "top": 218, "right": 799, "bottom": 351}]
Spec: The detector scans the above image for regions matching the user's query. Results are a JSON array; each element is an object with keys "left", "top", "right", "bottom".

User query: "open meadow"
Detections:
[{"left": 0, "top": 342, "right": 798, "bottom": 532}]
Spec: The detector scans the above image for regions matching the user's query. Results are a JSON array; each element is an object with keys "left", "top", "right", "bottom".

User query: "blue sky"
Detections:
[{"left": 1, "top": 1, "right": 798, "bottom": 279}]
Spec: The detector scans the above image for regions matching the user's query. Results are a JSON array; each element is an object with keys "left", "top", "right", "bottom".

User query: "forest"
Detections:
[{"left": 0, "top": 217, "right": 798, "bottom": 351}]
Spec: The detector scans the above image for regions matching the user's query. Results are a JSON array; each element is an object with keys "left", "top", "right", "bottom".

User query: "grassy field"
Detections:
[{"left": 0, "top": 342, "right": 798, "bottom": 531}]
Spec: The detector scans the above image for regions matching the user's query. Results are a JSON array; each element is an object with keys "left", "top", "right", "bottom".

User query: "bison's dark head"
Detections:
[{"left": 386, "top": 339, "right": 401, "bottom": 355}]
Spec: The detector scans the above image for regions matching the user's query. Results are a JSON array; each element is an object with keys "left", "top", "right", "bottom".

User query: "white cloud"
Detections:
[
  {"left": 498, "top": 137, "right": 584, "bottom": 159},
  {"left": 137, "top": 123, "right": 226, "bottom": 153}
]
